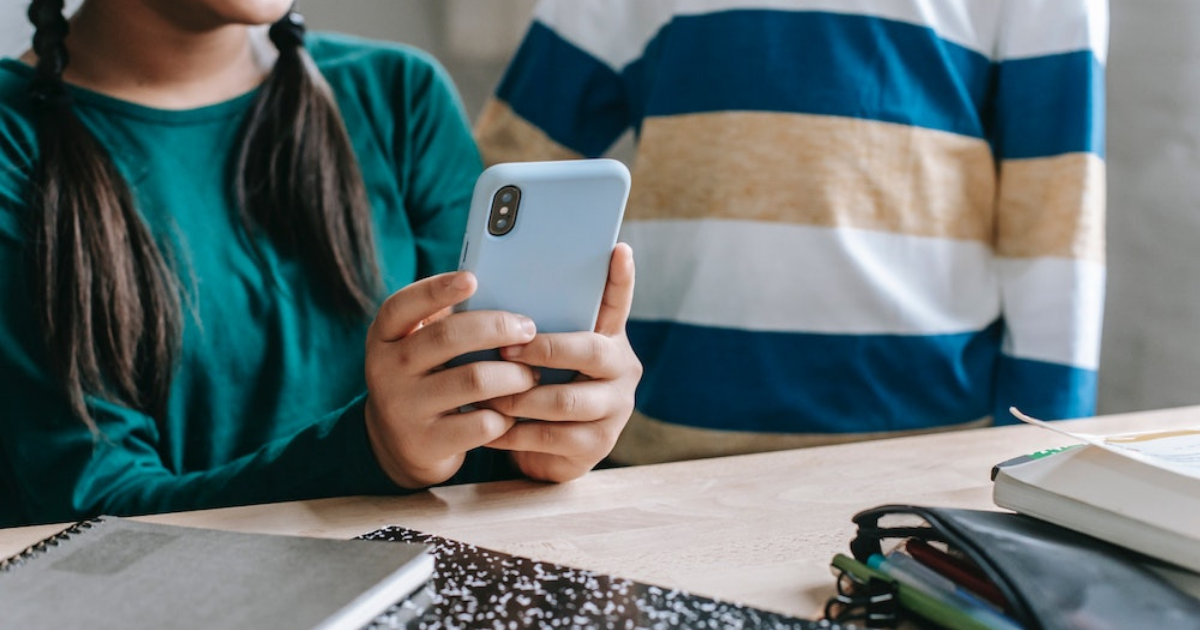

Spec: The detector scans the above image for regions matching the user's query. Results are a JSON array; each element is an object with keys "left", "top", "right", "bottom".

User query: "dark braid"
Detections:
[
  {"left": 234, "top": 10, "right": 382, "bottom": 317},
  {"left": 26, "top": 0, "right": 181, "bottom": 428},
  {"left": 27, "top": 0, "right": 70, "bottom": 108}
]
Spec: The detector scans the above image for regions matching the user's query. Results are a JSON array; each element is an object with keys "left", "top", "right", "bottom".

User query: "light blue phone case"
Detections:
[{"left": 452, "top": 159, "right": 631, "bottom": 385}]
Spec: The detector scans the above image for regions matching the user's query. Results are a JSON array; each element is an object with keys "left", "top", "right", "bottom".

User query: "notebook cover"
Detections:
[
  {"left": 0, "top": 517, "right": 433, "bottom": 630},
  {"left": 359, "top": 525, "right": 836, "bottom": 629}
]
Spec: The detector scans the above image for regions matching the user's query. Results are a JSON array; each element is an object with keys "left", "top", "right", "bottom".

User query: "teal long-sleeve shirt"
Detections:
[{"left": 0, "top": 33, "right": 503, "bottom": 527}]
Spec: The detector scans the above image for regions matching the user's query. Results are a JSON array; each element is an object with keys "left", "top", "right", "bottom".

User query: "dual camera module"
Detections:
[{"left": 488, "top": 185, "right": 522, "bottom": 236}]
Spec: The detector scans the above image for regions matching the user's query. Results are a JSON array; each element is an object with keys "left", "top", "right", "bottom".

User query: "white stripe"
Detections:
[
  {"left": 532, "top": 0, "right": 673, "bottom": 71},
  {"left": 533, "top": 0, "right": 1105, "bottom": 71},
  {"left": 997, "top": 257, "right": 1105, "bottom": 370},
  {"left": 998, "top": 0, "right": 1109, "bottom": 65},
  {"left": 664, "top": 0, "right": 1006, "bottom": 56},
  {"left": 620, "top": 219, "right": 1001, "bottom": 336}
]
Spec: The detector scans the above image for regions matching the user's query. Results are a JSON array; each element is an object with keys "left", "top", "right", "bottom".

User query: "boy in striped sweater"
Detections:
[{"left": 476, "top": 0, "right": 1108, "bottom": 464}]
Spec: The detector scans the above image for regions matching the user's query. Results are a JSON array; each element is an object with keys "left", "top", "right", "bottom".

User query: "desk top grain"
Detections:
[{"left": 3, "top": 406, "right": 1196, "bottom": 618}]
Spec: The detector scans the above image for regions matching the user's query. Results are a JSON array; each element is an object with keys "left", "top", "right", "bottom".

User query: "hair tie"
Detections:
[
  {"left": 269, "top": 12, "right": 306, "bottom": 50},
  {"left": 30, "top": 77, "right": 72, "bottom": 111}
]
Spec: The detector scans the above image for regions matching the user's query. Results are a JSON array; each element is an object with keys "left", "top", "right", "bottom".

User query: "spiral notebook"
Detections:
[{"left": 0, "top": 517, "right": 433, "bottom": 630}]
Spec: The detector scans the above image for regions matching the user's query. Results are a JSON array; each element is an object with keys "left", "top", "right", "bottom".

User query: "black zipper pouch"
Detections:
[{"left": 841, "top": 505, "right": 1200, "bottom": 630}]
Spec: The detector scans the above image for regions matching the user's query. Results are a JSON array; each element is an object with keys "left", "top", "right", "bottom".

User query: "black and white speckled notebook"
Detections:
[{"left": 358, "top": 526, "right": 857, "bottom": 630}]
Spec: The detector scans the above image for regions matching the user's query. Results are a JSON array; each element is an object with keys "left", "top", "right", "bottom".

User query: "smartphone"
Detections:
[{"left": 449, "top": 159, "right": 631, "bottom": 385}]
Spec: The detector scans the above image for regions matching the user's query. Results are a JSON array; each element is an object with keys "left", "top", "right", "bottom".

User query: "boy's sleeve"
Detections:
[
  {"left": 474, "top": 0, "right": 635, "bottom": 165},
  {"left": 989, "top": 0, "right": 1108, "bottom": 423}
]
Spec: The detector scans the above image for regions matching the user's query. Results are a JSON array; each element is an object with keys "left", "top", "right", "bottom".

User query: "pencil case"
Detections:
[{"left": 834, "top": 505, "right": 1200, "bottom": 630}]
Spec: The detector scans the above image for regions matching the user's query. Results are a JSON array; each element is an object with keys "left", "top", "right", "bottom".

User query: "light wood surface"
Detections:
[{"left": 3, "top": 406, "right": 1197, "bottom": 618}]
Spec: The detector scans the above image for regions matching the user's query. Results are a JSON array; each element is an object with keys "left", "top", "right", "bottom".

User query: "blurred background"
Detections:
[{"left": 1, "top": 0, "right": 1196, "bottom": 420}]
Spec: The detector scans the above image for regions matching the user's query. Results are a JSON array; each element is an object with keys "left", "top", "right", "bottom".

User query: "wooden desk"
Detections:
[{"left": 3, "top": 406, "right": 1196, "bottom": 619}]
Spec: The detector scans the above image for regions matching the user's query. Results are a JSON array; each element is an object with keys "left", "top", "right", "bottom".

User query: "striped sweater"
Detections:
[{"left": 476, "top": 0, "right": 1108, "bottom": 464}]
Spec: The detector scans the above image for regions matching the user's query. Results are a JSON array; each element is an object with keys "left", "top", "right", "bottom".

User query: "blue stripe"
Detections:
[
  {"left": 627, "top": 10, "right": 993, "bottom": 139},
  {"left": 627, "top": 320, "right": 1003, "bottom": 434},
  {"left": 495, "top": 21, "right": 630, "bottom": 157},
  {"left": 499, "top": 11, "right": 1104, "bottom": 160},
  {"left": 991, "top": 51, "right": 1106, "bottom": 159},
  {"left": 992, "top": 356, "right": 1097, "bottom": 425}
]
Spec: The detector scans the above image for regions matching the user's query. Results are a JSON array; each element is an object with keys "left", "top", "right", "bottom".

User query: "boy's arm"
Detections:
[{"left": 990, "top": 0, "right": 1108, "bottom": 423}]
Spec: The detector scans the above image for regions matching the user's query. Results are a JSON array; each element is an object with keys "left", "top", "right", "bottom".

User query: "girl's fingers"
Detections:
[
  {"left": 512, "top": 452, "right": 591, "bottom": 483},
  {"left": 418, "top": 305, "right": 455, "bottom": 329},
  {"left": 366, "top": 245, "right": 637, "bottom": 489},
  {"left": 425, "top": 407, "right": 518, "bottom": 459},
  {"left": 418, "top": 359, "right": 540, "bottom": 413},
  {"left": 483, "top": 381, "right": 619, "bottom": 422},
  {"left": 377, "top": 408, "right": 517, "bottom": 488},
  {"left": 485, "top": 418, "right": 613, "bottom": 459},
  {"left": 370, "top": 272, "right": 476, "bottom": 343},
  {"left": 500, "top": 332, "right": 624, "bottom": 380},
  {"left": 393, "top": 309, "right": 537, "bottom": 375},
  {"left": 594, "top": 243, "right": 635, "bottom": 337}
]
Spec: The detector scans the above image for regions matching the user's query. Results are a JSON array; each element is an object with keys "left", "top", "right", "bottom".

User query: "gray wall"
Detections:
[
  {"left": 298, "top": 0, "right": 531, "bottom": 119},
  {"left": 1099, "top": 0, "right": 1200, "bottom": 414},
  {"left": 2, "top": 0, "right": 1196, "bottom": 417},
  {"left": 1, "top": 0, "right": 79, "bottom": 57}
]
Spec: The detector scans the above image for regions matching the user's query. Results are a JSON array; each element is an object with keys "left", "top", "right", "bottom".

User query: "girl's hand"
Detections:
[
  {"left": 483, "top": 243, "right": 641, "bottom": 482},
  {"left": 363, "top": 272, "right": 540, "bottom": 489}
]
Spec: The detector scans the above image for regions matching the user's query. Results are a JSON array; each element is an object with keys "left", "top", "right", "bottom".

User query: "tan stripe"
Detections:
[
  {"left": 609, "top": 409, "right": 992, "bottom": 465},
  {"left": 474, "top": 98, "right": 582, "bottom": 167},
  {"left": 626, "top": 112, "right": 997, "bottom": 242},
  {"left": 996, "top": 153, "right": 1106, "bottom": 263}
]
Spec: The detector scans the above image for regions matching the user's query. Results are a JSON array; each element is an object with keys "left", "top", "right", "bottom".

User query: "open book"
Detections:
[
  {"left": 0, "top": 517, "right": 434, "bottom": 630},
  {"left": 992, "top": 408, "right": 1200, "bottom": 573}
]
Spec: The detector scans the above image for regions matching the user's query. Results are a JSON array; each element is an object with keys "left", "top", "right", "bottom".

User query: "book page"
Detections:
[{"left": 1010, "top": 408, "right": 1200, "bottom": 479}]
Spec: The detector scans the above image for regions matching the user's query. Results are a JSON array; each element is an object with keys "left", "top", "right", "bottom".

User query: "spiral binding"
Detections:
[{"left": 0, "top": 516, "right": 107, "bottom": 573}]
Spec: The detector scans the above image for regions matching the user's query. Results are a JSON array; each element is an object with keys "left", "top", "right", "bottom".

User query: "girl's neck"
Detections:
[{"left": 23, "top": 0, "right": 275, "bottom": 110}]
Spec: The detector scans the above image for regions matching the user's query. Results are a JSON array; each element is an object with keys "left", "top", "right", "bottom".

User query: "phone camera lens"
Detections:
[{"left": 489, "top": 186, "right": 520, "bottom": 236}]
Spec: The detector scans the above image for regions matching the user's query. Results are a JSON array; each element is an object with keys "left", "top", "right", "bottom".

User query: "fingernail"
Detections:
[
  {"left": 447, "top": 273, "right": 472, "bottom": 292},
  {"left": 503, "top": 345, "right": 523, "bottom": 359},
  {"left": 520, "top": 317, "right": 536, "bottom": 337}
]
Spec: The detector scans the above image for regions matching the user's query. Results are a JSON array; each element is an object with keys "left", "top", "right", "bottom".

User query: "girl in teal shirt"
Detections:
[{"left": 0, "top": 0, "right": 641, "bottom": 526}]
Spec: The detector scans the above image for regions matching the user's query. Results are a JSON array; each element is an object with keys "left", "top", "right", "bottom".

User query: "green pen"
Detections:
[
  {"left": 831, "top": 554, "right": 1015, "bottom": 630},
  {"left": 868, "top": 553, "right": 1024, "bottom": 630}
]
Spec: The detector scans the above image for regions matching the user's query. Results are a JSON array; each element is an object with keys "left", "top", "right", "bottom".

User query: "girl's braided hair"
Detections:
[{"left": 25, "top": 0, "right": 381, "bottom": 428}]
